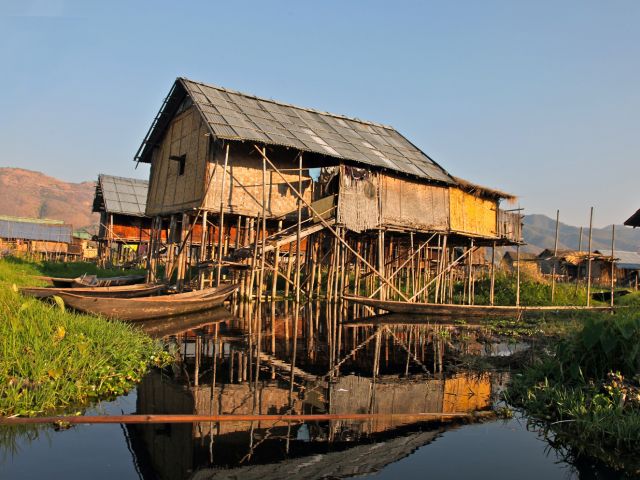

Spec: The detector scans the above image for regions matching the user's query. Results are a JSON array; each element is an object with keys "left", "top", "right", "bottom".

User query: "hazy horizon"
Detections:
[{"left": 1, "top": 1, "right": 638, "bottom": 227}]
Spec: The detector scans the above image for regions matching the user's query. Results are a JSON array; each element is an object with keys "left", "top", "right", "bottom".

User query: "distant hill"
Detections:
[
  {"left": 0, "top": 167, "right": 99, "bottom": 231},
  {"left": 523, "top": 214, "right": 640, "bottom": 254}
]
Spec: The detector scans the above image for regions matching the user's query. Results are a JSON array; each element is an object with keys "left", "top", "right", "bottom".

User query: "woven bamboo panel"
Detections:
[
  {"left": 380, "top": 174, "right": 449, "bottom": 231},
  {"left": 449, "top": 188, "right": 497, "bottom": 237},
  {"left": 338, "top": 169, "right": 379, "bottom": 233},
  {"left": 146, "top": 106, "right": 209, "bottom": 216}
]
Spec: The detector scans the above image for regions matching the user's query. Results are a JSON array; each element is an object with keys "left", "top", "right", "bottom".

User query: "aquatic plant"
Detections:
[
  {"left": 507, "top": 310, "right": 640, "bottom": 474},
  {"left": 0, "top": 257, "right": 171, "bottom": 417}
]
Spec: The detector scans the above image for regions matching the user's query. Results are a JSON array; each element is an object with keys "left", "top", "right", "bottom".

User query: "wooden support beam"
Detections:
[{"left": 252, "top": 145, "right": 410, "bottom": 302}]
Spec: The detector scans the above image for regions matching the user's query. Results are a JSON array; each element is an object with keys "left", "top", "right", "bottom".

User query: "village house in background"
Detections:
[
  {"left": 0, "top": 215, "right": 73, "bottom": 260},
  {"left": 92, "top": 174, "right": 155, "bottom": 265},
  {"left": 134, "top": 76, "right": 522, "bottom": 304}
]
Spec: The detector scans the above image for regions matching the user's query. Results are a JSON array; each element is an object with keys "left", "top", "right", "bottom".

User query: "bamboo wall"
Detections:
[
  {"left": 449, "top": 188, "right": 497, "bottom": 237},
  {"left": 202, "top": 143, "right": 312, "bottom": 218},
  {"left": 380, "top": 174, "right": 449, "bottom": 231},
  {"left": 146, "top": 105, "right": 210, "bottom": 216},
  {"left": 337, "top": 167, "right": 379, "bottom": 233}
]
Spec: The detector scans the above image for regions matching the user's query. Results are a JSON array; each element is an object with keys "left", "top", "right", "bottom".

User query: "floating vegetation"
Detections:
[
  {"left": 507, "top": 311, "right": 640, "bottom": 474},
  {"left": 0, "top": 257, "right": 171, "bottom": 417}
]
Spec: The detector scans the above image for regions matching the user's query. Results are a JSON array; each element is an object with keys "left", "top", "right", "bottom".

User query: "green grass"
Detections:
[
  {"left": 507, "top": 310, "right": 640, "bottom": 474},
  {"left": 470, "top": 272, "right": 589, "bottom": 306},
  {"left": 0, "top": 257, "right": 170, "bottom": 417},
  {"left": 1, "top": 255, "right": 146, "bottom": 280}
]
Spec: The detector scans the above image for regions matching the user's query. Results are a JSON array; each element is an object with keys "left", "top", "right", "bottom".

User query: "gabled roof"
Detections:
[
  {"left": 135, "top": 77, "right": 455, "bottom": 184},
  {"left": 625, "top": 208, "right": 640, "bottom": 227},
  {"left": 92, "top": 174, "right": 148, "bottom": 217}
]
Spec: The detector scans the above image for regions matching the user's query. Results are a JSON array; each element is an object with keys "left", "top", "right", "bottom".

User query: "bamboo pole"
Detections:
[
  {"left": 258, "top": 150, "right": 267, "bottom": 302},
  {"left": 575, "top": 226, "right": 583, "bottom": 294},
  {"left": 409, "top": 244, "right": 474, "bottom": 302},
  {"left": 0, "top": 411, "right": 494, "bottom": 426},
  {"left": 253, "top": 145, "right": 410, "bottom": 302},
  {"left": 516, "top": 243, "right": 521, "bottom": 307},
  {"left": 199, "top": 211, "right": 208, "bottom": 289},
  {"left": 216, "top": 144, "right": 230, "bottom": 286},
  {"left": 587, "top": 207, "right": 594, "bottom": 307},
  {"left": 551, "top": 209, "right": 560, "bottom": 303},
  {"left": 610, "top": 224, "right": 615, "bottom": 308},
  {"left": 490, "top": 241, "right": 496, "bottom": 305},
  {"left": 271, "top": 220, "right": 283, "bottom": 300}
]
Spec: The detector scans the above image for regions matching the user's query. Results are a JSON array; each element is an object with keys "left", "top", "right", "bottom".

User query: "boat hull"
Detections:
[
  {"left": 20, "top": 283, "right": 166, "bottom": 299},
  {"left": 57, "top": 284, "right": 240, "bottom": 321},
  {"left": 343, "top": 295, "right": 614, "bottom": 318}
]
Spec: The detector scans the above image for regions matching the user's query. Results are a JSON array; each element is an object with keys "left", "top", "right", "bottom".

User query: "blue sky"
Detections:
[{"left": 1, "top": 0, "right": 638, "bottom": 227}]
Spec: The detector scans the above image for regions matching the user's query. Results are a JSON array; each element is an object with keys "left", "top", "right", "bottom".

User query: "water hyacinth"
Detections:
[{"left": 0, "top": 257, "right": 171, "bottom": 417}]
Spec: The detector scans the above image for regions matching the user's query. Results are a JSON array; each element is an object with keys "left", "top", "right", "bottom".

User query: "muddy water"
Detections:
[{"left": 0, "top": 302, "right": 624, "bottom": 479}]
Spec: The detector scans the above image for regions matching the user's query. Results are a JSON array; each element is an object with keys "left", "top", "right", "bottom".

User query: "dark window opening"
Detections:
[{"left": 170, "top": 154, "right": 186, "bottom": 176}]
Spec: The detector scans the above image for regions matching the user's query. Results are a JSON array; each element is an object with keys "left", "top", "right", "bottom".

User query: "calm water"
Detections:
[{"left": 0, "top": 302, "right": 628, "bottom": 479}]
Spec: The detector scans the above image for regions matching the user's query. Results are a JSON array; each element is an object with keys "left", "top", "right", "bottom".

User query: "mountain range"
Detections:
[
  {"left": 522, "top": 214, "right": 640, "bottom": 254},
  {"left": 0, "top": 167, "right": 98, "bottom": 231},
  {"left": 0, "top": 167, "right": 638, "bottom": 253}
]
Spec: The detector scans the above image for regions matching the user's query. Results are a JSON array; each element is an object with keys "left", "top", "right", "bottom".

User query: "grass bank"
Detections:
[
  {"left": 0, "top": 257, "right": 170, "bottom": 417},
  {"left": 507, "top": 308, "right": 640, "bottom": 474}
]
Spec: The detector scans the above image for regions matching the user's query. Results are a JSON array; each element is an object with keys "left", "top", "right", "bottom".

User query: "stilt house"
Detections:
[
  {"left": 92, "top": 174, "right": 154, "bottom": 263},
  {"left": 134, "top": 77, "right": 521, "bottom": 298}
]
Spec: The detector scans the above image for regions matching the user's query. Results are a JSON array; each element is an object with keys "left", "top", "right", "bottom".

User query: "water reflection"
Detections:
[{"left": 126, "top": 301, "right": 513, "bottom": 480}]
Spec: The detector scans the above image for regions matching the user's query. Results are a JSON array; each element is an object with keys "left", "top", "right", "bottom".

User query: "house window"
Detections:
[{"left": 170, "top": 154, "right": 186, "bottom": 176}]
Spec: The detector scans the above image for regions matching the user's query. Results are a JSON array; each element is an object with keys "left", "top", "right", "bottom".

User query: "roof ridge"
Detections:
[
  {"left": 98, "top": 173, "right": 148, "bottom": 184},
  {"left": 179, "top": 77, "right": 395, "bottom": 131}
]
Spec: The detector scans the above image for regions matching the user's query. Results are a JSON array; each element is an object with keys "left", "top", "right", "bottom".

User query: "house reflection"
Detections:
[{"left": 128, "top": 304, "right": 501, "bottom": 480}]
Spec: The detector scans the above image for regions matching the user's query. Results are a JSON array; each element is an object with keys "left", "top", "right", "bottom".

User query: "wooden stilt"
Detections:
[
  {"left": 551, "top": 209, "right": 560, "bottom": 303},
  {"left": 587, "top": 207, "right": 594, "bottom": 307},
  {"left": 216, "top": 144, "right": 230, "bottom": 286}
]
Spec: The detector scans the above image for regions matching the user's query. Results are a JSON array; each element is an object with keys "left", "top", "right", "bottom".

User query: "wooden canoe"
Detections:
[
  {"left": 56, "top": 284, "right": 240, "bottom": 321},
  {"left": 20, "top": 283, "right": 166, "bottom": 299},
  {"left": 39, "top": 274, "right": 147, "bottom": 288},
  {"left": 343, "top": 295, "right": 615, "bottom": 318}
]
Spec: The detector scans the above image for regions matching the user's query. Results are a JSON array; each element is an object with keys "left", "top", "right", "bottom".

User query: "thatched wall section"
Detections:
[
  {"left": 337, "top": 166, "right": 379, "bottom": 233},
  {"left": 202, "top": 143, "right": 312, "bottom": 218},
  {"left": 146, "top": 106, "right": 209, "bottom": 216},
  {"left": 449, "top": 187, "right": 497, "bottom": 237},
  {"left": 380, "top": 174, "right": 449, "bottom": 231}
]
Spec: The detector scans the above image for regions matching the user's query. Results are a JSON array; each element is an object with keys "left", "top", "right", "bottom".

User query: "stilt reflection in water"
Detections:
[{"left": 126, "top": 300, "right": 516, "bottom": 480}]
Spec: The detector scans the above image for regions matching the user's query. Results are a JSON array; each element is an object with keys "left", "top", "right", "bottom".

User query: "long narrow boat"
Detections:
[
  {"left": 343, "top": 295, "right": 615, "bottom": 318},
  {"left": 20, "top": 283, "right": 166, "bottom": 299},
  {"left": 39, "top": 274, "right": 146, "bottom": 288},
  {"left": 56, "top": 284, "right": 240, "bottom": 321}
]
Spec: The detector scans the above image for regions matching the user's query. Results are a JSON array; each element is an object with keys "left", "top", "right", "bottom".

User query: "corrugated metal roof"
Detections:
[
  {"left": 0, "top": 218, "right": 72, "bottom": 243},
  {"left": 613, "top": 250, "right": 640, "bottom": 270},
  {"left": 92, "top": 174, "right": 148, "bottom": 217},
  {"left": 0, "top": 215, "right": 64, "bottom": 225},
  {"left": 136, "top": 77, "right": 455, "bottom": 184}
]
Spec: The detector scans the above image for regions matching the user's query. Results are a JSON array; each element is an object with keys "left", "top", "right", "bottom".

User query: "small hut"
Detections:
[
  {"left": 501, "top": 251, "right": 540, "bottom": 277},
  {"left": 0, "top": 215, "right": 72, "bottom": 259},
  {"left": 538, "top": 249, "right": 613, "bottom": 284},
  {"left": 92, "top": 174, "right": 152, "bottom": 264}
]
